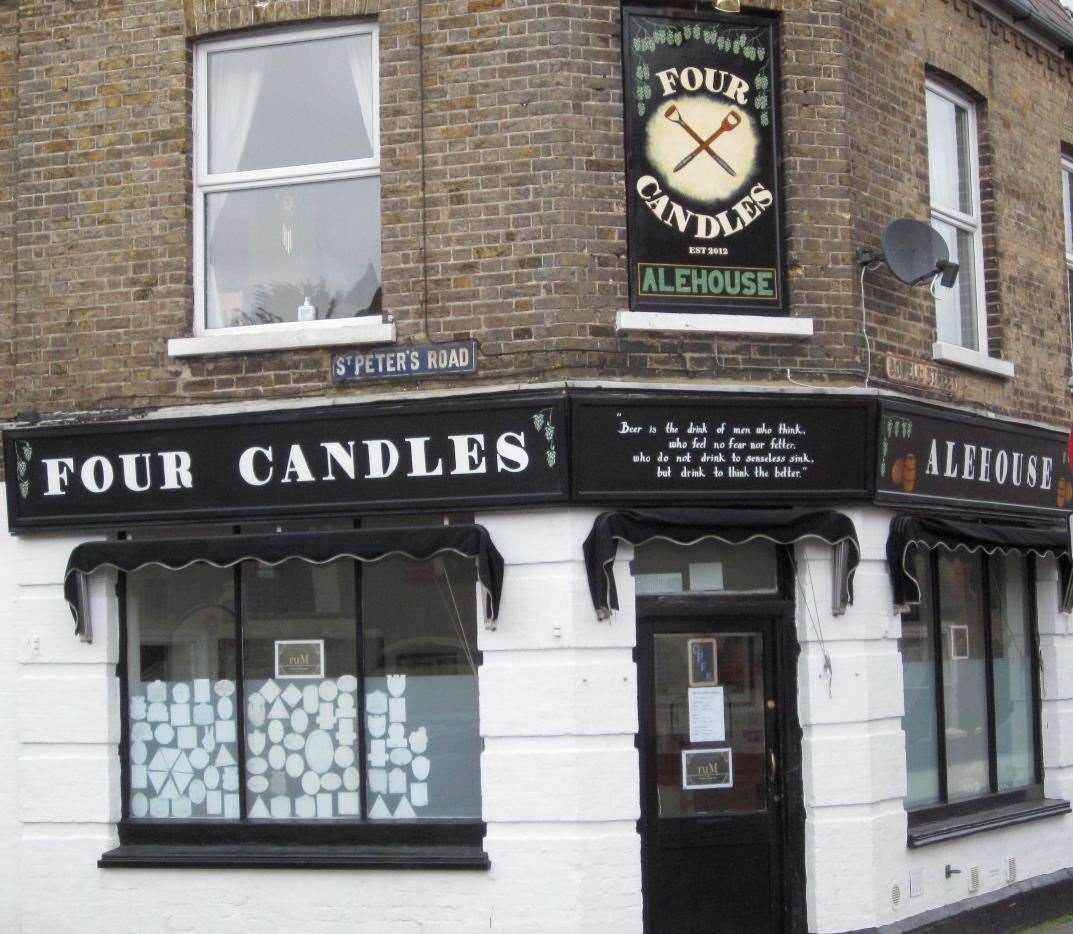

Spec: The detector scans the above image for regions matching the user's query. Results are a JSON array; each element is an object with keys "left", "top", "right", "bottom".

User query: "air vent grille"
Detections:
[
  {"left": 891, "top": 883, "right": 903, "bottom": 909},
  {"left": 1007, "top": 858, "right": 1017, "bottom": 884},
  {"left": 968, "top": 866, "right": 980, "bottom": 893}
]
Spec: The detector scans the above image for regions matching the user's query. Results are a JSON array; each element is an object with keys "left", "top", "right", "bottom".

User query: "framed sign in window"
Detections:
[{"left": 622, "top": 7, "right": 784, "bottom": 315}]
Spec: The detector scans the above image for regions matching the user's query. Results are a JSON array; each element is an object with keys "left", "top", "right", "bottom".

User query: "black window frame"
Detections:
[
  {"left": 101, "top": 520, "right": 489, "bottom": 870},
  {"left": 902, "top": 550, "right": 1069, "bottom": 846}
]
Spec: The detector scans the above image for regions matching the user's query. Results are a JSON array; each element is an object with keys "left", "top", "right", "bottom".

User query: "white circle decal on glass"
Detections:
[
  {"left": 286, "top": 753, "right": 305, "bottom": 779},
  {"left": 304, "top": 730, "right": 334, "bottom": 774},
  {"left": 188, "top": 779, "right": 206, "bottom": 805},
  {"left": 268, "top": 745, "right": 286, "bottom": 771}
]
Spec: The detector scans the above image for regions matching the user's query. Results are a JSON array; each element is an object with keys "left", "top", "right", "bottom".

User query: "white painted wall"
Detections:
[
  {"left": 1, "top": 501, "right": 643, "bottom": 934},
  {"left": 5, "top": 493, "right": 1072, "bottom": 934},
  {"left": 801, "top": 505, "right": 1073, "bottom": 933}
]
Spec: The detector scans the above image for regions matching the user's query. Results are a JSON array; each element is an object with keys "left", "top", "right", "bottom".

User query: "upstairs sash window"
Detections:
[{"left": 194, "top": 24, "right": 381, "bottom": 333}]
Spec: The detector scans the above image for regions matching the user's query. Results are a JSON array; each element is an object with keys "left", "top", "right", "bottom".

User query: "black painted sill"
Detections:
[
  {"left": 98, "top": 843, "right": 491, "bottom": 870},
  {"left": 907, "top": 797, "right": 1070, "bottom": 848}
]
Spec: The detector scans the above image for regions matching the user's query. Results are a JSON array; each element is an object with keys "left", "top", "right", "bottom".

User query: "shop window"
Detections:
[
  {"left": 925, "top": 81, "right": 987, "bottom": 355},
  {"left": 123, "top": 519, "right": 480, "bottom": 832},
  {"left": 193, "top": 23, "right": 381, "bottom": 334},
  {"left": 900, "top": 551, "right": 1041, "bottom": 814}
]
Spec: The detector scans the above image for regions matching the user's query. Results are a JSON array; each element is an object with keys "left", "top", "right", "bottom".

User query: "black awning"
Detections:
[
  {"left": 887, "top": 514, "right": 1073, "bottom": 609},
  {"left": 583, "top": 508, "right": 861, "bottom": 619},
  {"left": 65, "top": 525, "right": 505, "bottom": 641}
]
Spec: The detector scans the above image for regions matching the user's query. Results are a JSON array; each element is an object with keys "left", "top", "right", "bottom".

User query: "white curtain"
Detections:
[
  {"left": 346, "top": 36, "right": 375, "bottom": 154},
  {"left": 206, "top": 49, "right": 265, "bottom": 327}
]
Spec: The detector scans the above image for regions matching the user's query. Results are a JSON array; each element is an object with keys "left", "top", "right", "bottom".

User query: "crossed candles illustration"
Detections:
[{"left": 665, "top": 105, "right": 742, "bottom": 176}]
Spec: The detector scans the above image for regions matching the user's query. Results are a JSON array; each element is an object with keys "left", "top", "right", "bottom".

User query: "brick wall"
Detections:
[
  {"left": 0, "top": 4, "right": 15, "bottom": 423},
  {"left": 849, "top": 0, "right": 1073, "bottom": 424},
  {"left": 0, "top": 0, "right": 1070, "bottom": 428}
]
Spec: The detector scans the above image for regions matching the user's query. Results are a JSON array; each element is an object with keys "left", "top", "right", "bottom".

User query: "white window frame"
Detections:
[
  {"left": 925, "top": 80, "right": 992, "bottom": 370},
  {"left": 172, "top": 21, "right": 394, "bottom": 358}
]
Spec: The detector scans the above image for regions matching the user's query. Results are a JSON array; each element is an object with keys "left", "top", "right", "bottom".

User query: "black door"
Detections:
[{"left": 637, "top": 613, "right": 786, "bottom": 934}]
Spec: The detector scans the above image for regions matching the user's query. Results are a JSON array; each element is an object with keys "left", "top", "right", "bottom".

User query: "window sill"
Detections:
[
  {"left": 907, "top": 796, "right": 1070, "bottom": 848},
  {"left": 98, "top": 843, "right": 490, "bottom": 870},
  {"left": 615, "top": 310, "right": 813, "bottom": 337},
  {"left": 167, "top": 318, "right": 397, "bottom": 358},
  {"left": 932, "top": 341, "right": 1015, "bottom": 379}
]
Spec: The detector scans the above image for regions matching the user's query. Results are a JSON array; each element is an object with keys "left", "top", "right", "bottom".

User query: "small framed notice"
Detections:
[
  {"left": 682, "top": 748, "right": 733, "bottom": 790},
  {"left": 274, "top": 639, "right": 325, "bottom": 679},
  {"left": 688, "top": 637, "right": 718, "bottom": 687},
  {"left": 949, "top": 625, "right": 969, "bottom": 661}
]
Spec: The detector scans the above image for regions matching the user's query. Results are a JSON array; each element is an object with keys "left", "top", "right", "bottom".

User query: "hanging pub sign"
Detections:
[
  {"left": 4, "top": 392, "right": 569, "bottom": 532},
  {"left": 875, "top": 400, "right": 1073, "bottom": 518},
  {"left": 622, "top": 7, "right": 784, "bottom": 315}
]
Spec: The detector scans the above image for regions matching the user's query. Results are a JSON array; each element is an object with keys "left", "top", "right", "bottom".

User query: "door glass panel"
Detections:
[{"left": 652, "top": 631, "right": 766, "bottom": 817}]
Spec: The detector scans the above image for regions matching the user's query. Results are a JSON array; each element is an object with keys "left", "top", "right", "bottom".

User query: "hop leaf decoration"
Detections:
[
  {"left": 546, "top": 449, "right": 557, "bottom": 468},
  {"left": 20, "top": 442, "right": 32, "bottom": 461},
  {"left": 533, "top": 413, "right": 546, "bottom": 431},
  {"left": 19, "top": 481, "right": 29, "bottom": 500},
  {"left": 17, "top": 460, "right": 26, "bottom": 480},
  {"left": 760, "top": 112, "right": 770, "bottom": 128},
  {"left": 544, "top": 425, "right": 555, "bottom": 442}
]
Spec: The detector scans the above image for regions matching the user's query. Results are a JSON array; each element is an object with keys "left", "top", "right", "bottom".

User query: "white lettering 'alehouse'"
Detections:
[
  {"left": 924, "top": 438, "right": 1054, "bottom": 491},
  {"left": 38, "top": 433, "right": 530, "bottom": 498}
]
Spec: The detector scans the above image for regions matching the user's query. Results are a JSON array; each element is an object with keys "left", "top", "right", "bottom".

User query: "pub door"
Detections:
[{"left": 637, "top": 609, "right": 791, "bottom": 934}]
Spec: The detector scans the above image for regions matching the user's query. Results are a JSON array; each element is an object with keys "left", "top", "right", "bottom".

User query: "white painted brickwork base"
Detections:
[
  {"left": 800, "top": 506, "right": 1073, "bottom": 933},
  {"left": 0, "top": 500, "right": 643, "bottom": 934},
  {"left": 3, "top": 493, "right": 1073, "bottom": 933}
]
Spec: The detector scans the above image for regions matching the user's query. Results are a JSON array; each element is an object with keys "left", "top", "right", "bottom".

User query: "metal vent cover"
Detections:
[
  {"left": 968, "top": 866, "right": 981, "bottom": 893},
  {"left": 1007, "top": 857, "right": 1018, "bottom": 884},
  {"left": 891, "top": 883, "right": 903, "bottom": 909}
]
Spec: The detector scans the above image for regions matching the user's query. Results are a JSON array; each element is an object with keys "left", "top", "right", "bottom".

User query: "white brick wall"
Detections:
[
  {"left": 802, "top": 505, "right": 1073, "bottom": 933},
  {"left": 4, "top": 495, "right": 1073, "bottom": 934},
  {"left": 0, "top": 501, "right": 644, "bottom": 934}
]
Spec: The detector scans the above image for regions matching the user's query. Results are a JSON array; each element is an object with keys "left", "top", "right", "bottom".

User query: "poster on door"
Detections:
[{"left": 623, "top": 7, "right": 784, "bottom": 315}]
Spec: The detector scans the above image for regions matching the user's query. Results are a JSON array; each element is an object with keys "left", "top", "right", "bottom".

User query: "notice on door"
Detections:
[
  {"left": 688, "top": 686, "right": 726, "bottom": 743},
  {"left": 682, "top": 748, "right": 734, "bottom": 790}
]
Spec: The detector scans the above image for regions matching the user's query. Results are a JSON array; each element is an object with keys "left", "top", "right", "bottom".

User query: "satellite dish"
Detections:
[{"left": 879, "top": 218, "right": 959, "bottom": 288}]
